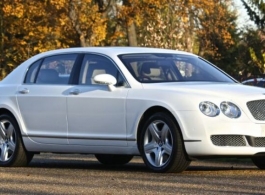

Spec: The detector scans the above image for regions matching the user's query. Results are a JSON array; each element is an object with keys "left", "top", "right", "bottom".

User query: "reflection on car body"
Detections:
[{"left": 0, "top": 47, "right": 265, "bottom": 173}]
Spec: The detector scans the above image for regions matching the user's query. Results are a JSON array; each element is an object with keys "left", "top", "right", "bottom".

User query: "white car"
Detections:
[{"left": 1, "top": 47, "right": 265, "bottom": 173}]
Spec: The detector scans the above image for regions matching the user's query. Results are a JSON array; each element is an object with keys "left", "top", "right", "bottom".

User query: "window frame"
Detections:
[
  {"left": 78, "top": 53, "right": 129, "bottom": 87},
  {"left": 24, "top": 53, "right": 80, "bottom": 85}
]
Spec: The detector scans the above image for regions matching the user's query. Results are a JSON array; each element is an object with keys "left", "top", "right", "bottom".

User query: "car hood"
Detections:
[{"left": 141, "top": 82, "right": 265, "bottom": 98}]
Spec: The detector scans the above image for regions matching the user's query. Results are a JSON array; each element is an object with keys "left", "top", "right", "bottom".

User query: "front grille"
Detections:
[
  {"left": 247, "top": 100, "right": 265, "bottom": 120},
  {"left": 211, "top": 135, "right": 246, "bottom": 146}
]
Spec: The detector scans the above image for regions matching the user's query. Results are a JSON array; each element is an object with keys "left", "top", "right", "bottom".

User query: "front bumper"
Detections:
[
  {"left": 177, "top": 110, "right": 265, "bottom": 156},
  {"left": 185, "top": 139, "right": 265, "bottom": 156}
]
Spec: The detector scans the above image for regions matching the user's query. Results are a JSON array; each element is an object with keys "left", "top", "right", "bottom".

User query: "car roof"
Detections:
[{"left": 35, "top": 47, "right": 196, "bottom": 58}]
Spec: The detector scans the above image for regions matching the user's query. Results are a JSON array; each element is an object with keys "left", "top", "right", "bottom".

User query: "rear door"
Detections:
[{"left": 16, "top": 54, "right": 78, "bottom": 144}]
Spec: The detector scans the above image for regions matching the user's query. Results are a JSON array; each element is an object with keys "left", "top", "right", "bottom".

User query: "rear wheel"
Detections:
[
  {"left": 95, "top": 154, "right": 133, "bottom": 165},
  {"left": 251, "top": 157, "right": 265, "bottom": 169},
  {"left": 0, "top": 114, "right": 33, "bottom": 166},
  {"left": 139, "top": 112, "right": 190, "bottom": 173}
]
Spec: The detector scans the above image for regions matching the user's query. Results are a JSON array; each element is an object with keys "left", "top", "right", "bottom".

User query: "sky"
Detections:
[{"left": 234, "top": 0, "right": 255, "bottom": 28}]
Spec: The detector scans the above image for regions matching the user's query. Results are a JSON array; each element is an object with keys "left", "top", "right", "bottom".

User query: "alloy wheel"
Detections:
[{"left": 143, "top": 120, "right": 173, "bottom": 168}]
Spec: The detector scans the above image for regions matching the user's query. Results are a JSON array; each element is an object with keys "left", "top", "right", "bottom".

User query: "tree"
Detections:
[
  {"left": 240, "top": 0, "right": 265, "bottom": 74},
  {"left": 67, "top": 0, "right": 108, "bottom": 46},
  {"left": 0, "top": 0, "right": 247, "bottom": 79},
  {"left": 112, "top": 0, "right": 168, "bottom": 46},
  {"left": 196, "top": 0, "right": 241, "bottom": 74},
  {"left": 138, "top": 0, "right": 237, "bottom": 60},
  {"left": 1, "top": 0, "right": 79, "bottom": 79},
  {"left": 0, "top": 0, "right": 4, "bottom": 76},
  {"left": 239, "top": 29, "right": 265, "bottom": 75}
]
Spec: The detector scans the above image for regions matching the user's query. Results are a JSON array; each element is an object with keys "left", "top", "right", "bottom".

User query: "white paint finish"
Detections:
[
  {"left": 66, "top": 85, "right": 129, "bottom": 146},
  {"left": 16, "top": 85, "right": 69, "bottom": 144},
  {"left": 93, "top": 74, "right": 117, "bottom": 85},
  {"left": 22, "top": 137, "right": 139, "bottom": 154}
]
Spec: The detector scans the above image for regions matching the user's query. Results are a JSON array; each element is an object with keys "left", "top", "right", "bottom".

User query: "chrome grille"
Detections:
[
  {"left": 211, "top": 135, "right": 246, "bottom": 146},
  {"left": 247, "top": 100, "right": 265, "bottom": 121},
  {"left": 253, "top": 137, "right": 265, "bottom": 147}
]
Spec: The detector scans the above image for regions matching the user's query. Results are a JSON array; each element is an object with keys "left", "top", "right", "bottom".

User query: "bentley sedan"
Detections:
[{"left": 1, "top": 47, "right": 265, "bottom": 173}]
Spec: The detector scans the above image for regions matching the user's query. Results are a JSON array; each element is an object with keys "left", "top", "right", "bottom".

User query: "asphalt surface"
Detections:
[{"left": 0, "top": 153, "right": 264, "bottom": 195}]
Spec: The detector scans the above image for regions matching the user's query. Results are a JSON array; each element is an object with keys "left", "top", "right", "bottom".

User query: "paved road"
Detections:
[{"left": 0, "top": 153, "right": 264, "bottom": 195}]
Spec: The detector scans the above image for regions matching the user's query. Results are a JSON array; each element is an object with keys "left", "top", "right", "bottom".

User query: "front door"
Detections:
[{"left": 67, "top": 54, "right": 129, "bottom": 146}]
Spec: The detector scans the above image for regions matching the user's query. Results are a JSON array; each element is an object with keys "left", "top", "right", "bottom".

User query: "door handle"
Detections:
[
  {"left": 18, "top": 88, "right": 29, "bottom": 94},
  {"left": 69, "top": 89, "right": 80, "bottom": 95}
]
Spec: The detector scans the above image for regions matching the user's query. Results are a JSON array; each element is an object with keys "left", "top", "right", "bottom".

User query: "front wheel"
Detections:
[
  {"left": 0, "top": 114, "right": 33, "bottom": 166},
  {"left": 252, "top": 157, "right": 265, "bottom": 169},
  {"left": 139, "top": 112, "right": 190, "bottom": 173}
]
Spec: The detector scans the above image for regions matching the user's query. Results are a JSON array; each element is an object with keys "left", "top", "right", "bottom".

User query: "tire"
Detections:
[
  {"left": 95, "top": 154, "right": 133, "bottom": 165},
  {"left": 252, "top": 157, "right": 265, "bottom": 169},
  {"left": 139, "top": 112, "right": 191, "bottom": 173},
  {"left": 0, "top": 114, "right": 33, "bottom": 167}
]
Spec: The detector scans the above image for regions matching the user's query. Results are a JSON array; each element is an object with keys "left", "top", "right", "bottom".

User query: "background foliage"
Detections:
[{"left": 0, "top": 0, "right": 263, "bottom": 80}]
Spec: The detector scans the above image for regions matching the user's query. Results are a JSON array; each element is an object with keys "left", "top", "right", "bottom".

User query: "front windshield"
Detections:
[{"left": 118, "top": 53, "right": 236, "bottom": 83}]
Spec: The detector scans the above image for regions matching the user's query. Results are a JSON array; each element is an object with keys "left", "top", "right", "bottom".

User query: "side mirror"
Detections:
[{"left": 93, "top": 74, "right": 117, "bottom": 91}]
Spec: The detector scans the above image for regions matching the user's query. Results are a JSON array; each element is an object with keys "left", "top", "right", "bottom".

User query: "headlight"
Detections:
[
  {"left": 199, "top": 101, "right": 220, "bottom": 117},
  {"left": 220, "top": 102, "right": 241, "bottom": 118}
]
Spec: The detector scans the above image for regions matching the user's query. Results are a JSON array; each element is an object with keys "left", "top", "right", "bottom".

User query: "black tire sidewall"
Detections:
[
  {"left": 252, "top": 157, "right": 265, "bottom": 169},
  {"left": 95, "top": 154, "right": 133, "bottom": 165}
]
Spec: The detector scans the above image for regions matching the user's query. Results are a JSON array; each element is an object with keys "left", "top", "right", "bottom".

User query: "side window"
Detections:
[
  {"left": 79, "top": 54, "right": 127, "bottom": 87},
  {"left": 25, "top": 54, "right": 77, "bottom": 85},
  {"left": 24, "top": 60, "right": 41, "bottom": 83}
]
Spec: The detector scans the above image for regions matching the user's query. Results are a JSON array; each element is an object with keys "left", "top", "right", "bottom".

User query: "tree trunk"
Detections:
[
  {"left": 127, "top": 22, "right": 138, "bottom": 46},
  {"left": 69, "top": 0, "right": 90, "bottom": 47},
  {"left": 0, "top": 0, "right": 4, "bottom": 79},
  {"left": 123, "top": 0, "right": 138, "bottom": 46}
]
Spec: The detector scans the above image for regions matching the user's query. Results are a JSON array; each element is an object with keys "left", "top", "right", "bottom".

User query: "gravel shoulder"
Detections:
[{"left": 0, "top": 153, "right": 263, "bottom": 195}]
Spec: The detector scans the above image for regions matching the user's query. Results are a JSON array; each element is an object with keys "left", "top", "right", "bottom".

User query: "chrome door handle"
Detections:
[
  {"left": 18, "top": 88, "right": 29, "bottom": 94},
  {"left": 69, "top": 89, "right": 80, "bottom": 95}
]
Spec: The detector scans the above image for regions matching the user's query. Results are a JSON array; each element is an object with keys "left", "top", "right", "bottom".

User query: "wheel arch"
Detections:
[
  {"left": 0, "top": 108, "right": 34, "bottom": 166},
  {"left": 136, "top": 106, "right": 184, "bottom": 149},
  {"left": 0, "top": 108, "right": 26, "bottom": 145},
  {"left": 0, "top": 108, "right": 18, "bottom": 122}
]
